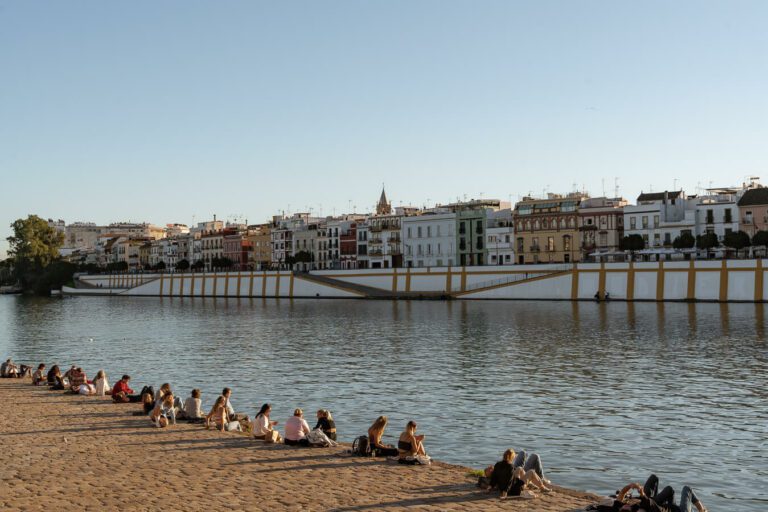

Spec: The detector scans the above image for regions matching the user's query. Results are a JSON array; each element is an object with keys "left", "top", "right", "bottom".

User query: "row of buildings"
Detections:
[{"left": 53, "top": 179, "right": 768, "bottom": 271}]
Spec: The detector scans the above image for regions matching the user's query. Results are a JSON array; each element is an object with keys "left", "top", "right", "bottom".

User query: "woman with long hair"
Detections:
[
  {"left": 367, "top": 416, "right": 399, "bottom": 456},
  {"left": 252, "top": 403, "right": 280, "bottom": 440}
]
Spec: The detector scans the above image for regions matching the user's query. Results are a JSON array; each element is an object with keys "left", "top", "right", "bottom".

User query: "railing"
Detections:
[{"left": 461, "top": 265, "right": 572, "bottom": 292}]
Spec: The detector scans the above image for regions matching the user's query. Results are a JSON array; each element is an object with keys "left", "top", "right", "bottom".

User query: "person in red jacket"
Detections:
[{"left": 111, "top": 375, "right": 140, "bottom": 403}]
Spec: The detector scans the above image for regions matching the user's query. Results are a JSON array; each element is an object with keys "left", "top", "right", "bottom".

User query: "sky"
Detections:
[{"left": 2, "top": 0, "right": 767, "bottom": 258}]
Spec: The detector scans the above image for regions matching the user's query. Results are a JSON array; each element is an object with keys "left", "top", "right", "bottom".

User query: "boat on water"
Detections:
[{"left": 0, "top": 285, "right": 23, "bottom": 295}]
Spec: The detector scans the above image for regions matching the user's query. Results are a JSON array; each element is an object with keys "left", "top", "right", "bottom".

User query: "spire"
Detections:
[{"left": 376, "top": 185, "right": 392, "bottom": 215}]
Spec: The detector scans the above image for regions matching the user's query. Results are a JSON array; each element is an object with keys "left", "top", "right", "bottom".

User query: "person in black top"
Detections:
[
  {"left": 598, "top": 475, "right": 708, "bottom": 512},
  {"left": 484, "top": 449, "right": 551, "bottom": 499},
  {"left": 314, "top": 409, "right": 337, "bottom": 441}
]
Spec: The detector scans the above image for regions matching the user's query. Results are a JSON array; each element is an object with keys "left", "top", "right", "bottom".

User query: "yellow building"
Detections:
[
  {"left": 246, "top": 224, "right": 272, "bottom": 270},
  {"left": 513, "top": 194, "right": 584, "bottom": 264}
]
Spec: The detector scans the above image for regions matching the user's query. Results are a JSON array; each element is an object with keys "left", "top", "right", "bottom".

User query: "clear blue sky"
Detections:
[{"left": 2, "top": 1, "right": 767, "bottom": 258}]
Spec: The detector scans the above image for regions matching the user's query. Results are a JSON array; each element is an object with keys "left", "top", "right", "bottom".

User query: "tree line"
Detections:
[{"left": 619, "top": 230, "right": 767, "bottom": 258}]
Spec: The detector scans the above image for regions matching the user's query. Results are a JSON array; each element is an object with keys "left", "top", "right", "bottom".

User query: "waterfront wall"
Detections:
[{"left": 67, "top": 260, "right": 768, "bottom": 302}]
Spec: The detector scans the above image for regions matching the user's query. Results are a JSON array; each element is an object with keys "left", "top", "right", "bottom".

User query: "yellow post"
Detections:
[
  {"left": 179, "top": 274, "right": 184, "bottom": 297},
  {"left": 598, "top": 262, "right": 607, "bottom": 300},
  {"left": 570, "top": 264, "right": 579, "bottom": 300},
  {"left": 656, "top": 260, "right": 665, "bottom": 301},
  {"left": 248, "top": 271, "right": 255, "bottom": 297},
  {"left": 213, "top": 272, "right": 218, "bottom": 297},
  {"left": 687, "top": 260, "right": 696, "bottom": 301},
  {"left": 201, "top": 272, "right": 206, "bottom": 296},
  {"left": 626, "top": 261, "right": 635, "bottom": 301},
  {"left": 159, "top": 273, "right": 164, "bottom": 296},
  {"left": 289, "top": 273, "right": 295, "bottom": 298},
  {"left": 391, "top": 268, "right": 398, "bottom": 292},
  {"left": 719, "top": 260, "right": 729, "bottom": 302},
  {"left": 460, "top": 266, "right": 467, "bottom": 292},
  {"left": 445, "top": 267, "right": 452, "bottom": 293},
  {"left": 190, "top": 273, "right": 195, "bottom": 297},
  {"left": 224, "top": 272, "right": 230, "bottom": 297},
  {"left": 275, "top": 272, "right": 281, "bottom": 297},
  {"left": 755, "top": 260, "right": 764, "bottom": 302},
  {"left": 236, "top": 271, "right": 242, "bottom": 296},
  {"left": 261, "top": 271, "right": 267, "bottom": 297}
]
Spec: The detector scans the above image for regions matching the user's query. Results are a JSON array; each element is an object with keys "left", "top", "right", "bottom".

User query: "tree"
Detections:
[
  {"left": 723, "top": 231, "right": 750, "bottom": 259},
  {"left": 6, "top": 215, "right": 64, "bottom": 286},
  {"left": 619, "top": 234, "right": 645, "bottom": 259},
  {"left": 751, "top": 231, "right": 768, "bottom": 256},
  {"left": 696, "top": 232, "right": 719, "bottom": 258},
  {"left": 155, "top": 261, "right": 167, "bottom": 271},
  {"left": 106, "top": 261, "right": 129, "bottom": 272},
  {"left": 191, "top": 260, "right": 205, "bottom": 271},
  {"left": 176, "top": 259, "right": 190, "bottom": 271},
  {"left": 672, "top": 232, "right": 696, "bottom": 250}
]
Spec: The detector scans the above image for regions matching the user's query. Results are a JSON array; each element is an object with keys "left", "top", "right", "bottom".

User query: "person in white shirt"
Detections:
[
  {"left": 182, "top": 389, "right": 205, "bottom": 423},
  {"left": 252, "top": 403, "right": 280, "bottom": 440},
  {"left": 93, "top": 370, "right": 111, "bottom": 396}
]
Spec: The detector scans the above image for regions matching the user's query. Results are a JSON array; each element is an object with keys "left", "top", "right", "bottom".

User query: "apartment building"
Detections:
[
  {"left": 578, "top": 197, "right": 627, "bottom": 260},
  {"left": 514, "top": 194, "right": 583, "bottom": 264}
]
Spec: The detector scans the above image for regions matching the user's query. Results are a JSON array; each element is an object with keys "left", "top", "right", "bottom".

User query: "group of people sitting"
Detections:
[
  {"left": 1, "top": 358, "right": 31, "bottom": 378},
  {"left": 13, "top": 357, "right": 708, "bottom": 508}
]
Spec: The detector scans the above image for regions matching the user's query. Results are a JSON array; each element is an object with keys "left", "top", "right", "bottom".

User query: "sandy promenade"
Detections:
[{"left": 1, "top": 380, "right": 599, "bottom": 511}]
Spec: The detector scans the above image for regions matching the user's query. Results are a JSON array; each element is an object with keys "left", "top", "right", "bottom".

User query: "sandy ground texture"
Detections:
[{"left": 0, "top": 380, "right": 600, "bottom": 511}]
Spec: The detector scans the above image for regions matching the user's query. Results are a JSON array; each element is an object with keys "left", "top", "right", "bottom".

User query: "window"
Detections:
[
  {"left": 587, "top": 218, "right": 593, "bottom": 225},
  {"left": 407, "top": 227, "right": 412, "bottom": 238},
  {"left": 654, "top": 233, "right": 661, "bottom": 246},
  {"left": 417, "top": 226, "right": 422, "bottom": 238},
  {"left": 542, "top": 219, "right": 548, "bottom": 229},
  {"left": 459, "top": 238, "right": 466, "bottom": 251},
  {"left": 477, "top": 236, "right": 483, "bottom": 250},
  {"left": 427, "top": 226, "right": 431, "bottom": 237},
  {"left": 505, "top": 235, "right": 510, "bottom": 243},
  {"left": 436, "top": 225, "right": 441, "bottom": 237},
  {"left": 563, "top": 235, "right": 571, "bottom": 251},
  {"left": 517, "top": 237, "right": 524, "bottom": 253},
  {"left": 706, "top": 209, "right": 714, "bottom": 224},
  {"left": 664, "top": 233, "right": 671, "bottom": 246},
  {"left": 547, "top": 237, "right": 555, "bottom": 252},
  {"left": 427, "top": 244, "right": 432, "bottom": 255},
  {"left": 724, "top": 208, "right": 732, "bottom": 223},
  {"left": 630, "top": 217, "right": 636, "bottom": 229},
  {"left": 437, "top": 243, "right": 441, "bottom": 254},
  {"left": 534, "top": 220, "right": 540, "bottom": 230},
  {"left": 560, "top": 219, "right": 566, "bottom": 229},
  {"left": 532, "top": 237, "right": 539, "bottom": 249},
  {"left": 598, "top": 233, "right": 607, "bottom": 246},
  {"left": 475, "top": 223, "right": 483, "bottom": 234},
  {"left": 653, "top": 215, "right": 660, "bottom": 228},
  {"left": 459, "top": 222, "right": 466, "bottom": 234},
  {"left": 642, "top": 216, "right": 649, "bottom": 229}
]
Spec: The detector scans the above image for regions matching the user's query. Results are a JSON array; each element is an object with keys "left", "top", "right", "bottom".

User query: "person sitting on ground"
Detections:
[
  {"left": 397, "top": 420, "right": 429, "bottom": 463},
  {"left": 482, "top": 449, "right": 551, "bottom": 499},
  {"left": 1, "top": 358, "right": 19, "bottom": 378},
  {"left": 221, "top": 387, "right": 250, "bottom": 423},
  {"left": 78, "top": 382, "right": 97, "bottom": 395},
  {"left": 510, "top": 449, "right": 548, "bottom": 483},
  {"left": 32, "top": 364, "right": 47, "bottom": 386},
  {"left": 253, "top": 403, "right": 280, "bottom": 440},
  {"left": 156, "top": 383, "right": 184, "bottom": 411},
  {"left": 284, "top": 408, "right": 311, "bottom": 446},
  {"left": 595, "top": 474, "right": 708, "bottom": 512},
  {"left": 181, "top": 389, "right": 205, "bottom": 423},
  {"left": 111, "top": 375, "right": 140, "bottom": 403},
  {"left": 68, "top": 367, "right": 88, "bottom": 392},
  {"left": 314, "top": 409, "right": 337, "bottom": 441},
  {"left": 206, "top": 396, "right": 238, "bottom": 432},
  {"left": 368, "top": 416, "right": 399, "bottom": 457},
  {"left": 48, "top": 366, "right": 65, "bottom": 390},
  {"left": 93, "top": 370, "right": 111, "bottom": 396},
  {"left": 63, "top": 365, "right": 77, "bottom": 385},
  {"left": 150, "top": 392, "right": 177, "bottom": 428}
]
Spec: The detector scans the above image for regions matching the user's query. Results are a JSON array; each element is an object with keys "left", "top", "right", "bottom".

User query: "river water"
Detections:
[{"left": 1, "top": 296, "right": 765, "bottom": 511}]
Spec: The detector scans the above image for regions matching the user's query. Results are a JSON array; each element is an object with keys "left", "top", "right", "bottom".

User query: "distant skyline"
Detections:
[{"left": 2, "top": 1, "right": 767, "bottom": 258}]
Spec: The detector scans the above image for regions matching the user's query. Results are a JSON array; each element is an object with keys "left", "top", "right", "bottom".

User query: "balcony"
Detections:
[
  {"left": 529, "top": 246, "right": 540, "bottom": 252},
  {"left": 369, "top": 238, "right": 383, "bottom": 245},
  {"left": 369, "top": 249, "right": 383, "bottom": 257},
  {"left": 743, "top": 217, "right": 753, "bottom": 224},
  {"left": 369, "top": 225, "right": 382, "bottom": 232}
]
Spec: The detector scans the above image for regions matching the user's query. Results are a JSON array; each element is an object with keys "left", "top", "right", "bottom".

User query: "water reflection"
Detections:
[{"left": 0, "top": 296, "right": 765, "bottom": 511}]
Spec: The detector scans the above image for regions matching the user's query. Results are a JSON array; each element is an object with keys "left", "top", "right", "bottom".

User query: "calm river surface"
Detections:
[{"left": 1, "top": 296, "right": 765, "bottom": 511}]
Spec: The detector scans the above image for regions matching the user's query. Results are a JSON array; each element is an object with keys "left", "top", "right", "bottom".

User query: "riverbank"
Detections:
[{"left": 0, "top": 379, "right": 599, "bottom": 511}]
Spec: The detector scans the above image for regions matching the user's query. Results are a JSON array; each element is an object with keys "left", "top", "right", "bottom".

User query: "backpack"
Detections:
[{"left": 352, "top": 435, "right": 370, "bottom": 457}]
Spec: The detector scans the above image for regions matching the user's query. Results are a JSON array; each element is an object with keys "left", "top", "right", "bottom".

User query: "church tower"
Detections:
[{"left": 376, "top": 186, "right": 392, "bottom": 215}]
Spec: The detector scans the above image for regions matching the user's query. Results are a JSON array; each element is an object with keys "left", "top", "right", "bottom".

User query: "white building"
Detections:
[
  {"left": 486, "top": 209, "right": 515, "bottom": 266},
  {"left": 693, "top": 188, "right": 741, "bottom": 241},
  {"left": 402, "top": 210, "right": 457, "bottom": 268},
  {"left": 623, "top": 191, "right": 696, "bottom": 248}
]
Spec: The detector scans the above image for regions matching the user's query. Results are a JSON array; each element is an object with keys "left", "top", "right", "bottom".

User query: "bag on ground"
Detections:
[{"left": 352, "top": 435, "right": 370, "bottom": 456}]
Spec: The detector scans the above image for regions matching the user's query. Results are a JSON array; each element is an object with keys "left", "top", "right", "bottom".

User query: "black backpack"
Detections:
[{"left": 352, "top": 436, "right": 370, "bottom": 457}]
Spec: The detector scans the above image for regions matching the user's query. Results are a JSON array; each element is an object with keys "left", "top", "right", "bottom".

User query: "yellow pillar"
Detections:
[
  {"left": 405, "top": 268, "right": 412, "bottom": 292},
  {"left": 224, "top": 272, "right": 230, "bottom": 297},
  {"left": 755, "top": 260, "right": 764, "bottom": 302},
  {"left": 236, "top": 271, "right": 242, "bottom": 296},
  {"left": 261, "top": 271, "right": 267, "bottom": 297},
  {"left": 570, "top": 264, "right": 579, "bottom": 300},
  {"left": 159, "top": 273, "right": 164, "bottom": 296},
  {"left": 190, "top": 273, "right": 195, "bottom": 297},
  {"left": 626, "top": 261, "right": 635, "bottom": 301},
  {"left": 179, "top": 274, "right": 184, "bottom": 297},
  {"left": 460, "top": 266, "right": 467, "bottom": 292},
  {"left": 719, "top": 260, "right": 729, "bottom": 302},
  {"left": 212, "top": 272, "right": 218, "bottom": 297},
  {"left": 275, "top": 272, "right": 281, "bottom": 297},
  {"left": 687, "top": 260, "right": 696, "bottom": 301},
  {"left": 201, "top": 272, "right": 206, "bottom": 296},
  {"left": 289, "top": 273, "right": 295, "bottom": 298},
  {"left": 598, "top": 262, "right": 606, "bottom": 300},
  {"left": 445, "top": 267, "right": 452, "bottom": 293},
  {"left": 169, "top": 273, "right": 174, "bottom": 297},
  {"left": 656, "top": 260, "right": 665, "bottom": 301},
  {"left": 248, "top": 271, "right": 255, "bottom": 297},
  {"left": 392, "top": 268, "right": 398, "bottom": 292}
]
